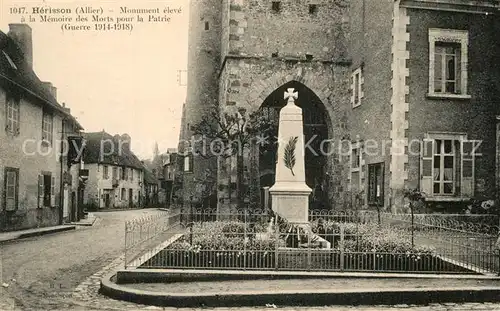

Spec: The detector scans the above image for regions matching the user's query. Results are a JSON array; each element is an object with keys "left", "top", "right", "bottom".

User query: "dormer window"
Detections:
[{"left": 2, "top": 51, "right": 17, "bottom": 70}]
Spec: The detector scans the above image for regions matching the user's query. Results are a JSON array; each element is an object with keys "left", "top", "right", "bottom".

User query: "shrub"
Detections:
[{"left": 168, "top": 220, "right": 284, "bottom": 251}]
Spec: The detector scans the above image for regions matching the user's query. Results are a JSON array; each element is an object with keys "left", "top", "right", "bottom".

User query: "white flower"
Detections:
[{"left": 481, "top": 200, "right": 495, "bottom": 210}]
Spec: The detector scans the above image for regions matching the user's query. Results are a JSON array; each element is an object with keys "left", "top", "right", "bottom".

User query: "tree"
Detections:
[
  {"left": 403, "top": 188, "right": 425, "bottom": 247},
  {"left": 190, "top": 103, "right": 275, "bottom": 211}
]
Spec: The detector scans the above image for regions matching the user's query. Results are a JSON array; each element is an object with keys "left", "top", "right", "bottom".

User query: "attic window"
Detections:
[
  {"left": 205, "top": 21, "right": 209, "bottom": 30},
  {"left": 272, "top": 1, "right": 281, "bottom": 13},
  {"left": 309, "top": 4, "right": 318, "bottom": 15},
  {"left": 2, "top": 51, "right": 17, "bottom": 70}
]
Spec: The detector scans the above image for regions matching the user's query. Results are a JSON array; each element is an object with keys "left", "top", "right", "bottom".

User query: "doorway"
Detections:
[
  {"left": 104, "top": 193, "right": 110, "bottom": 208},
  {"left": 43, "top": 174, "right": 51, "bottom": 207},
  {"left": 71, "top": 192, "right": 76, "bottom": 222},
  {"left": 128, "top": 189, "right": 133, "bottom": 208}
]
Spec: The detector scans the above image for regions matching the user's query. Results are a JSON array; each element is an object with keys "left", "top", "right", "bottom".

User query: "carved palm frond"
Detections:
[{"left": 283, "top": 136, "right": 298, "bottom": 176}]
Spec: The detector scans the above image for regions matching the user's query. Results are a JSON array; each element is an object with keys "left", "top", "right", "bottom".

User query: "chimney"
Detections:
[
  {"left": 62, "top": 102, "right": 70, "bottom": 114},
  {"left": 42, "top": 82, "right": 57, "bottom": 100},
  {"left": 8, "top": 24, "right": 33, "bottom": 68},
  {"left": 120, "top": 133, "right": 131, "bottom": 153}
]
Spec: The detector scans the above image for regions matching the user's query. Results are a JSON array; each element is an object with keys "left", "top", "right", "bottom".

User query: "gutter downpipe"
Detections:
[{"left": 59, "top": 118, "right": 65, "bottom": 225}]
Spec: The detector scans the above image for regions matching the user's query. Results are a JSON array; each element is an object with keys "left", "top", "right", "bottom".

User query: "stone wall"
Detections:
[{"left": 225, "top": 0, "right": 349, "bottom": 60}]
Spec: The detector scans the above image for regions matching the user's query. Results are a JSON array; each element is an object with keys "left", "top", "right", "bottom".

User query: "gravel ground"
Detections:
[{"left": 125, "top": 277, "right": 500, "bottom": 293}]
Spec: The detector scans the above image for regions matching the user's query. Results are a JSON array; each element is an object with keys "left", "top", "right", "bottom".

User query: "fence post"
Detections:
[
  {"left": 340, "top": 225, "right": 345, "bottom": 271},
  {"left": 189, "top": 196, "right": 194, "bottom": 245},
  {"left": 275, "top": 215, "right": 279, "bottom": 270},
  {"left": 243, "top": 209, "right": 247, "bottom": 270},
  {"left": 124, "top": 221, "right": 128, "bottom": 269},
  {"left": 307, "top": 225, "right": 312, "bottom": 271}
]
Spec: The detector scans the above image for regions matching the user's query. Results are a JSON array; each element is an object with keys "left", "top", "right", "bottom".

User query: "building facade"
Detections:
[
  {"left": 0, "top": 24, "right": 84, "bottom": 231},
  {"left": 180, "top": 0, "right": 500, "bottom": 213},
  {"left": 180, "top": 0, "right": 352, "bottom": 212},
  {"left": 82, "top": 132, "right": 144, "bottom": 209},
  {"left": 348, "top": 0, "right": 500, "bottom": 211}
]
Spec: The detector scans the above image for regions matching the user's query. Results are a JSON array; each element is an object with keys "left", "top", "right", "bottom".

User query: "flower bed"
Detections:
[
  {"left": 142, "top": 221, "right": 283, "bottom": 269},
  {"left": 140, "top": 220, "right": 475, "bottom": 273}
]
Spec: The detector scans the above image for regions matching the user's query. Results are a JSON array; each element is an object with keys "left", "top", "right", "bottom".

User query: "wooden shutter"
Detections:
[
  {"left": 460, "top": 139, "right": 475, "bottom": 197},
  {"left": 5, "top": 170, "right": 16, "bottom": 211},
  {"left": 38, "top": 174, "right": 44, "bottom": 208},
  {"left": 50, "top": 176, "right": 56, "bottom": 206},
  {"left": 420, "top": 139, "right": 434, "bottom": 196}
]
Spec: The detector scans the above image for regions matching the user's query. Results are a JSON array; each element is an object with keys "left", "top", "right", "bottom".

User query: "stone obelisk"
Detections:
[{"left": 269, "top": 88, "right": 312, "bottom": 224}]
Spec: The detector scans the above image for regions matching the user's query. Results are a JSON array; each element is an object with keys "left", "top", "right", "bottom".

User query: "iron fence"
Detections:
[
  {"left": 124, "top": 209, "right": 182, "bottom": 268},
  {"left": 132, "top": 208, "right": 499, "bottom": 275}
]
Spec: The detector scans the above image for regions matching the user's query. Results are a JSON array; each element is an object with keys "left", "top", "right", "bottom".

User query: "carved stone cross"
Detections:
[{"left": 284, "top": 88, "right": 298, "bottom": 104}]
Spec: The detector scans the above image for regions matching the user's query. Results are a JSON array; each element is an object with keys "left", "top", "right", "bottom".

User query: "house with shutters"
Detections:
[
  {"left": 0, "top": 24, "right": 84, "bottom": 231},
  {"left": 347, "top": 0, "right": 500, "bottom": 211},
  {"left": 81, "top": 131, "right": 144, "bottom": 209}
]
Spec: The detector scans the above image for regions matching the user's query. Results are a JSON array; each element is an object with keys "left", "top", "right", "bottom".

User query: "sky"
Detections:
[{"left": 0, "top": 0, "right": 188, "bottom": 160}]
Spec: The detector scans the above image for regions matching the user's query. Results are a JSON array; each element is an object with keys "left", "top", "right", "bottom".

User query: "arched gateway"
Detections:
[{"left": 257, "top": 81, "right": 332, "bottom": 211}]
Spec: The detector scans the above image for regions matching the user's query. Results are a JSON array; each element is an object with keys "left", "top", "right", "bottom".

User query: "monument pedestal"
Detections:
[{"left": 270, "top": 183, "right": 311, "bottom": 224}]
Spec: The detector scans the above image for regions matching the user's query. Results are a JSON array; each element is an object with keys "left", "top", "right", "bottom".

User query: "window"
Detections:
[
  {"left": 131, "top": 169, "right": 134, "bottom": 181},
  {"left": 420, "top": 134, "right": 478, "bottom": 198},
  {"left": 42, "top": 110, "right": 53, "bottom": 144},
  {"left": 6, "top": 94, "right": 20, "bottom": 134},
  {"left": 4, "top": 167, "right": 19, "bottom": 211},
  {"left": 204, "top": 21, "right": 209, "bottom": 30},
  {"left": 184, "top": 153, "right": 193, "bottom": 173},
  {"left": 351, "top": 67, "right": 363, "bottom": 107},
  {"left": 121, "top": 188, "right": 126, "bottom": 200},
  {"left": 428, "top": 29, "right": 469, "bottom": 98},
  {"left": 112, "top": 167, "right": 117, "bottom": 180},
  {"left": 272, "top": 1, "right": 281, "bottom": 12},
  {"left": 103, "top": 165, "right": 109, "bottom": 179},
  {"left": 433, "top": 139, "right": 456, "bottom": 195},
  {"left": 38, "top": 172, "right": 55, "bottom": 207},
  {"left": 309, "top": 4, "right": 318, "bottom": 15},
  {"left": 351, "top": 146, "right": 360, "bottom": 170},
  {"left": 121, "top": 167, "right": 127, "bottom": 180},
  {"left": 367, "top": 163, "right": 384, "bottom": 206}
]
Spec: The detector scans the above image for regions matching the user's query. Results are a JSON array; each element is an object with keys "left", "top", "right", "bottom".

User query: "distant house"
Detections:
[
  {"left": 143, "top": 166, "right": 158, "bottom": 207},
  {"left": 81, "top": 131, "right": 144, "bottom": 209},
  {"left": 0, "top": 24, "right": 84, "bottom": 231},
  {"left": 159, "top": 148, "right": 178, "bottom": 207}
]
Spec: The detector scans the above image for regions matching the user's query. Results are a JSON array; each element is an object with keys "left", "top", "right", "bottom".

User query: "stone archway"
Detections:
[
  {"left": 256, "top": 80, "right": 333, "bottom": 211},
  {"left": 246, "top": 69, "right": 336, "bottom": 138}
]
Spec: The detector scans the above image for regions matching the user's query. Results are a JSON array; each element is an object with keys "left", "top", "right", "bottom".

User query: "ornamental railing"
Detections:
[{"left": 131, "top": 208, "right": 500, "bottom": 275}]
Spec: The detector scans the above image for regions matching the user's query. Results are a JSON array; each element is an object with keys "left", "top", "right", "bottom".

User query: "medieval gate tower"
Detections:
[{"left": 180, "top": 0, "right": 353, "bottom": 212}]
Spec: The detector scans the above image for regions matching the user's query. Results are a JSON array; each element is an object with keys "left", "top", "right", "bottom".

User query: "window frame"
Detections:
[
  {"left": 6, "top": 93, "right": 20, "bottom": 135},
  {"left": 4, "top": 167, "right": 19, "bottom": 211},
  {"left": 271, "top": 1, "right": 281, "bottom": 13},
  {"left": 308, "top": 4, "right": 318, "bottom": 15},
  {"left": 367, "top": 162, "right": 384, "bottom": 206},
  {"left": 351, "top": 143, "right": 361, "bottom": 172},
  {"left": 420, "top": 132, "right": 477, "bottom": 200},
  {"left": 428, "top": 28, "right": 470, "bottom": 99},
  {"left": 351, "top": 67, "right": 364, "bottom": 108},
  {"left": 103, "top": 165, "right": 109, "bottom": 179},
  {"left": 432, "top": 138, "right": 457, "bottom": 196},
  {"left": 42, "top": 110, "right": 54, "bottom": 144}
]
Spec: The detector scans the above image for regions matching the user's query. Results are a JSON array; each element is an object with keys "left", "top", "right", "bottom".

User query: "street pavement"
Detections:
[{"left": 2, "top": 208, "right": 500, "bottom": 311}]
